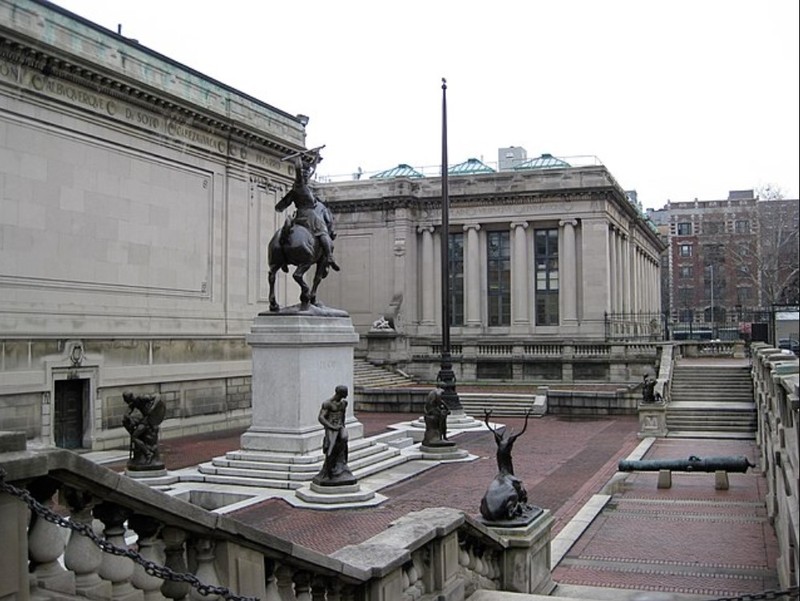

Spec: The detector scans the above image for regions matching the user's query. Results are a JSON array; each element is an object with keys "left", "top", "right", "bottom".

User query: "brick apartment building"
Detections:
[{"left": 648, "top": 190, "right": 799, "bottom": 341}]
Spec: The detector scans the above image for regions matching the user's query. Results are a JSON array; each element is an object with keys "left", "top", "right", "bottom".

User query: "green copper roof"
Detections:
[
  {"left": 370, "top": 164, "right": 424, "bottom": 179},
  {"left": 448, "top": 158, "right": 495, "bottom": 175},
  {"left": 514, "top": 153, "right": 571, "bottom": 170}
]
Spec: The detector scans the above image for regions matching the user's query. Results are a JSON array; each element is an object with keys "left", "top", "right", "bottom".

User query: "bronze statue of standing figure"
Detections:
[
  {"left": 422, "top": 388, "right": 454, "bottom": 447},
  {"left": 313, "top": 385, "right": 356, "bottom": 486},
  {"left": 122, "top": 392, "right": 166, "bottom": 471},
  {"left": 267, "top": 147, "right": 340, "bottom": 312}
]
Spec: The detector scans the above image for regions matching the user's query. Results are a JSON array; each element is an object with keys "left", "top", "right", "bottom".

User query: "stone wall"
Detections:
[
  {"left": 751, "top": 343, "right": 799, "bottom": 591},
  {"left": 0, "top": 0, "right": 301, "bottom": 446}
]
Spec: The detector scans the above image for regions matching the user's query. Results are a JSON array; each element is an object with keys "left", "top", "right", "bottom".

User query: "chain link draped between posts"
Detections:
[{"left": 0, "top": 467, "right": 259, "bottom": 601}]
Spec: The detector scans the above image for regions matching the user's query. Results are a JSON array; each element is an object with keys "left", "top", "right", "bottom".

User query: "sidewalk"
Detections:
[{"left": 93, "top": 411, "right": 781, "bottom": 599}]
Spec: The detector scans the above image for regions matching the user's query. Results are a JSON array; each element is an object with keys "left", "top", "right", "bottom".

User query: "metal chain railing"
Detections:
[{"left": 0, "top": 467, "right": 259, "bottom": 601}]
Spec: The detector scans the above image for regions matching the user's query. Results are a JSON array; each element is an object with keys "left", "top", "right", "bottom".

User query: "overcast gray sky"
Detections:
[{"left": 53, "top": 0, "right": 799, "bottom": 209}]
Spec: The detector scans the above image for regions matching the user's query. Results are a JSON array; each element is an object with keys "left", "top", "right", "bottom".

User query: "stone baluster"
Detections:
[
  {"left": 27, "top": 477, "right": 76, "bottom": 596},
  {"left": 94, "top": 501, "right": 143, "bottom": 601},
  {"left": 275, "top": 563, "right": 296, "bottom": 601},
  {"left": 339, "top": 583, "right": 357, "bottom": 601},
  {"left": 63, "top": 487, "right": 111, "bottom": 600},
  {"left": 160, "top": 526, "right": 190, "bottom": 601},
  {"left": 325, "top": 579, "right": 342, "bottom": 601},
  {"left": 189, "top": 538, "right": 220, "bottom": 601},
  {"left": 411, "top": 552, "right": 426, "bottom": 598},
  {"left": 310, "top": 575, "right": 328, "bottom": 601},
  {"left": 402, "top": 560, "right": 421, "bottom": 601},
  {"left": 263, "top": 560, "right": 281, "bottom": 601},
  {"left": 128, "top": 514, "right": 167, "bottom": 601},
  {"left": 293, "top": 570, "right": 312, "bottom": 601}
]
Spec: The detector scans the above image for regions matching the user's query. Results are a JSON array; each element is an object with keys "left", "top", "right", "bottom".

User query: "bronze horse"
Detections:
[{"left": 267, "top": 202, "right": 335, "bottom": 312}]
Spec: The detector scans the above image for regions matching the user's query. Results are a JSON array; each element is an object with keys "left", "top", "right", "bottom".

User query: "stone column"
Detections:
[
  {"left": 615, "top": 232, "right": 624, "bottom": 319},
  {"left": 622, "top": 232, "right": 631, "bottom": 315},
  {"left": 631, "top": 248, "right": 639, "bottom": 314},
  {"left": 559, "top": 219, "right": 578, "bottom": 325},
  {"left": 511, "top": 221, "right": 529, "bottom": 328},
  {"left": 419, "top": 225, "right": 436, "bottom": 326},
  {"left": 608, "top": 234, "right": 614, "bottom": 311},
  {"left": 463, "top": 223, "right": 482, "bottom": 328}
]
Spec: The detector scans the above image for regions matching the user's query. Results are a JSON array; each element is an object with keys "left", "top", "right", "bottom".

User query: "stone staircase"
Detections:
[
  {"left": 354, "top": 357, "right": 418, "bottom": 388},
  {"left": 666, "top": 362, "right": 756, "bottom": 438},
  {"left": 198, "top": 434, "right": 412, "bottom": 489},
  {"left": 458, "top": 392, "right": 543, "bottom": 418}
]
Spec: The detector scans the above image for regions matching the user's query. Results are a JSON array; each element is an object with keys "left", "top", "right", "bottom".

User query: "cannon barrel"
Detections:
[{"left": 618, "top": 455, "right": 754, "bottom": 473}]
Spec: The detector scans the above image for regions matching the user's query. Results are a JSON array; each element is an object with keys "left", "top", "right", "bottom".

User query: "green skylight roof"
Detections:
[
  {"left": 514, "top": 153, "right": 571, "bottom": 170},
  {"left": 448, "top": 158, "right": 495, "bottom": 175},
  {"left": 369, "top": 164, "right": 424, "bottom": 179}
]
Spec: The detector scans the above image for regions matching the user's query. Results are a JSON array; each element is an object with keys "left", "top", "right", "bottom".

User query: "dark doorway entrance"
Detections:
[{"left": 54, "top": 378, "right": 88, "bottom": 449}]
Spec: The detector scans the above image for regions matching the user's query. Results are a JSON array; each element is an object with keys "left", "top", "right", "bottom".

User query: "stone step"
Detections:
[
  {"left": 199, "top": 446, "right": 402, "bottom": 486},
  {"left": 353, "top": 358, "right": 419, "bottom": 389},
  {"left": 666, "top": 430, "right": 756, "bottom": 440}
]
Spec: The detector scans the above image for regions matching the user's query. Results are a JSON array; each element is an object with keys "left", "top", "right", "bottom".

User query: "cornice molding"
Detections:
[{"left": 0, "top": 36, "right": 298, "bottom": 159}]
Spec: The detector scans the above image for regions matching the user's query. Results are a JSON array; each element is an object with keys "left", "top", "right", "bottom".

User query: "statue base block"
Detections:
[
  {"left": 482, "top": 508, "right": 555, "bottom": 595},
  {"left": 296, "top": 482, "right": 376, "bottom": 505},
  {"left": 241, "top": 314, "right": 362, "bottom": 455},
  {"left": 419, "top": 444, "right": 469, "bottom": 461},
  {"left": 479, "top": 504, "right": 544, "bottom": 529}
]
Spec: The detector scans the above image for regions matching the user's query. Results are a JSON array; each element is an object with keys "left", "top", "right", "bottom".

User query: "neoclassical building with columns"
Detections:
[{"left": 317, "top": 157, "right": 665, "bottom": 384}]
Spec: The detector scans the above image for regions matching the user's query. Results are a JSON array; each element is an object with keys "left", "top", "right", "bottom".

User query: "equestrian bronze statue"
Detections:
[{"left": 268, "top": 147, "right": 340, "bottom": 312}]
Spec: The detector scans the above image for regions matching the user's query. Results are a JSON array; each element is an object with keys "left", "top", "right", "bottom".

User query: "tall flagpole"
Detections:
[{"left": 437, "top": 78, "right": 462, "bottom": 411}]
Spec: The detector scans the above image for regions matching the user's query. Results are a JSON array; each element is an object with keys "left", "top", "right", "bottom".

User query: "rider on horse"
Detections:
[{"left": 276, "top": 152, "right": 340, "bottom": 273}]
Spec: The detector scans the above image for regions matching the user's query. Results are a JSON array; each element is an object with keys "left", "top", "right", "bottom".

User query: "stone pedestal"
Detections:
[
  {"left": 638, "top": 401, "right": 668, "bottom": 438},
  {"left": 295, "top": 482, "right": 376, "bottom": 505},
  {"left": 487, "top": 509, "right": 555, "bottom": 595},
  {"left": 241, "top": 314, "right": 363, "bottom": 454},
  {"left": 418, "top": 443, "right": 470, "bottom": 461}
]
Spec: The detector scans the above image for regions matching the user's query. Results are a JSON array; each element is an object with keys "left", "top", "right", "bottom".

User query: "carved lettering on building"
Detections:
[{"left": 0, "top": 59, "right": 283, "bottom": 172}]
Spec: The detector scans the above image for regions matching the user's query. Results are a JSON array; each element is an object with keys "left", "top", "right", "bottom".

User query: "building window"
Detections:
[
  {"left": 677, "top": 222, "right": 692, "bottom": 235},
  {"left": 534, "top": 228, "right": 559, "bottom": 326},
  {"left": 486, "top": 231, "right": 511, "bottom": 326},
  {"left": 449, "top": 232, "right": 464, "bottom": 326},
  {"left": 735, "top": 220, "right": 749, "bottom": 234},
  {"left": 738, "top": 287, "right": 752, "bottom": 304},
  {"left": 679, "top": 265, "right": 693, "bottom": 279},
  {"left": 704, "top": 221, "right": 725, "bottom": 235},
  {"left": 679, "top": 244, "right": 693, "bottom": 257}
]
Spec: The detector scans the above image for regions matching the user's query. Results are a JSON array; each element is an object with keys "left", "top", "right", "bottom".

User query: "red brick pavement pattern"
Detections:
[
  {"left": 231, "top": 414, "right": 641, "bottom": 555},
  {"left": 552, "top": 437, "right": 782, "bottom": 597}
]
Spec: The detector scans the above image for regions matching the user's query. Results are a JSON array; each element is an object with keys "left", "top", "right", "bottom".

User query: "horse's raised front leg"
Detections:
[{"left": 268, "top": 266, "right": 280, "bottom": 312}]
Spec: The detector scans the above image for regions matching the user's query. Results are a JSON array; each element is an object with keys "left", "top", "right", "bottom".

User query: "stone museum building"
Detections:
[
  {"left": 318, "top": 154, "right": 665, "bottom": 384},
  {"left": 0, "top": 0, "right": 664, "bottom": 451},
  {"left": 0, "top": 0, "right": 306, "bottom": 450}
]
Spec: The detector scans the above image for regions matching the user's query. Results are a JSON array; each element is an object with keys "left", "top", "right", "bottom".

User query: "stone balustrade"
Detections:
[
  {"left": 0, "top": 434, "right": 553, "bottom": 601},
  {"left": 750, "top": 343, "right": 799, "bottom": 591},
  {"left": 678, "top": 339, "right": 746, "bottom": 358}
]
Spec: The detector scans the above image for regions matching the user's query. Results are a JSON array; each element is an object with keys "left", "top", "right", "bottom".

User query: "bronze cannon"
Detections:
[{"left": 618, "top": 455, "right": 754, "bottom": 473}]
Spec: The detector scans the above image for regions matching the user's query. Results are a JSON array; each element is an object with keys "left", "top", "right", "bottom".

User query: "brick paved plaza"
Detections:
[{"left": 106, "top": 411, "right": 781, "bottom": 599}]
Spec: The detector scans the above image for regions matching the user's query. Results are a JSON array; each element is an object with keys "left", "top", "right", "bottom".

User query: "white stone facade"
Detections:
[
  {"left": 0, "top": 0, "right": 304, "bottom": 449},
  {"left": 318, "top": 168, "right": 665, "bottom": 382}
]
